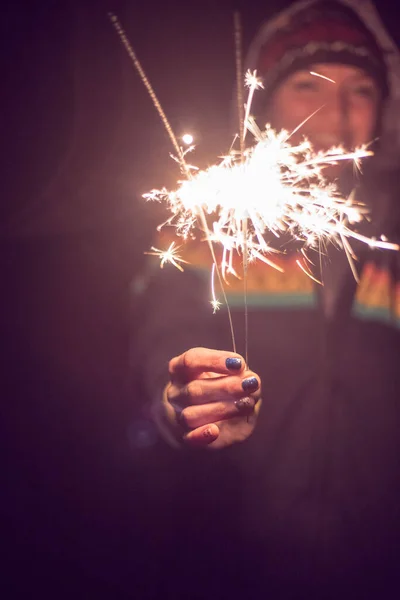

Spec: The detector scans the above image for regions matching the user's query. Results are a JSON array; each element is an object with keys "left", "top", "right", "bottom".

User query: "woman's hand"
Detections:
[{"left": 161, "top": 347, "right": 261, "bottom": 449}]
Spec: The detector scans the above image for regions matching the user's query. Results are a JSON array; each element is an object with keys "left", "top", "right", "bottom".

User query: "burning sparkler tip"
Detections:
[{"left": 182, "top": 133, "right": 194, "bottom": 145}]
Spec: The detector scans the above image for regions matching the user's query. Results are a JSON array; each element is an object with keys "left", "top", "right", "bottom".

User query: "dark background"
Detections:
[{"left": 1, "top": 1, "right": 399, "bottom": 597}]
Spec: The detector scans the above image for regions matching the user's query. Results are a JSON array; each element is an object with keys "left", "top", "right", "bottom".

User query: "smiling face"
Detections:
[{"left": 266, "top": 63, "right": 382, "bottom": 152}]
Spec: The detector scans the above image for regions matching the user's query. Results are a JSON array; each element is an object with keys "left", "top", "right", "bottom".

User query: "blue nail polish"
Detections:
[
  {"left": 226, "top": 357, "right": 242, "bottom": 370},
  {"left": 242, "top": 377, "right": 259, "bottom": 393}
]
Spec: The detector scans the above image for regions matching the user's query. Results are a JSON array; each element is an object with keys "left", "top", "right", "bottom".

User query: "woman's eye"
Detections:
[
  {"left": 292, "top": 80, "right": 318, "bottom": 91},
  {"left": 352, "top": 85, "right": 375, "bottom": 99}
]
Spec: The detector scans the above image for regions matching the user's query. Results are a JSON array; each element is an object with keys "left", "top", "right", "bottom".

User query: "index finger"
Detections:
[{"left": 169, "top": 347, "right": 245, "bottom": 383}]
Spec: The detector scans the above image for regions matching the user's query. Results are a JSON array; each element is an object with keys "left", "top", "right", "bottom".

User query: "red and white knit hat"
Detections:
[{"left": 254, "top": 1, "right": 388, "bottom": 100}]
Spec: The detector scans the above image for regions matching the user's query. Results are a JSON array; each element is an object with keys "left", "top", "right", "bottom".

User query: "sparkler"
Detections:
[
  {"left": 144, "top": 92, "right": 398, "bottom": 285},
  {"left": 110, "top": 13, "right": 399, "bottom": 355}
]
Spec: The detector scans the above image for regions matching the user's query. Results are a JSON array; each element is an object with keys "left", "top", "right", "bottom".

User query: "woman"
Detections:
[{"left": 135, "top": 1, "right": 400, "bottom": 596}]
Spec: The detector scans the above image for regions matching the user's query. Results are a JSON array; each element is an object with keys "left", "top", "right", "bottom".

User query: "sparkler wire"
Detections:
[
  {"left": 234, "top": 12, "right": 245, "bottom": 157},
  {"left": 110, "top": 13, "right": 237, "bottom": 352},
  {"left": 109, "top": 14, "right": 184, "bottom": 164},
  {"left": 234, "top": 11, "right": 249, "bottom": 366}
]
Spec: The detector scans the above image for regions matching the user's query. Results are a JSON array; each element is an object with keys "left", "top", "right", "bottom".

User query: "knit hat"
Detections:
[{"left": 254, "top": 1, "right": 388, "bottom": 100}]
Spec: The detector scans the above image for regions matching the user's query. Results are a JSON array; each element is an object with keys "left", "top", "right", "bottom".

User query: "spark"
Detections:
[
  {"left": 310, "top": 71, "right": 336, "bottom": 83},
  {"left": 145, "top": 242, "right": 189, "bottom": 272},
  {"left": 296, "top": 259, "right": 322, "bottom": 285},
  {"left": 182, "top": 133, "right": 194, "bottom": 145},
  {"left": 210, "top": 264, "right": 222, "bottom": 313},
  {"left": 245, "top": 69, "right": 264, "bottom": 90},
  {"left": 243, "top": 69, "right": 264, "bottom": 143}
]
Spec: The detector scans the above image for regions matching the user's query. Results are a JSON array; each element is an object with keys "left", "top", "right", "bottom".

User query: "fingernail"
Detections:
[
  {"left": 203, "top": 427, "right": 214, "bottom": 439},
  {"left": 242, "top": 377, "right": 259, "bottom": 393},
  {"left": 226, "top": 357, "right": 242, "bottom": 370},
  {"left": 234, "top": 397, "right": 253, "bottom": 413}
]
